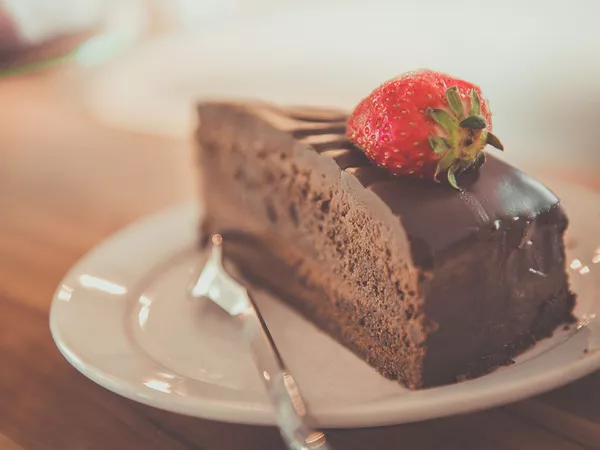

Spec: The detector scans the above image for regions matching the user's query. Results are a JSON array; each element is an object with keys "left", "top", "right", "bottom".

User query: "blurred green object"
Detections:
[
  {"left": 0, "top": 46, "right": 78, "bottom": 78},
  {"left": 0, "top": 29, "right": 138, "bottom": 78}
]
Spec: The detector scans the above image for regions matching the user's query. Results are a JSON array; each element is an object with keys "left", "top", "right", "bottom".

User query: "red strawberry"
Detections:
[{"left": 347, "top": 69, "right": 503, "bottom": 189}]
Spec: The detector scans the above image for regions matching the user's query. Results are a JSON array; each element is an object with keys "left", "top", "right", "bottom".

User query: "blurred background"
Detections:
[
  {"left": 1, "top": 3, "right": 600, "bottom": 449},
  {"left": 1, "top": 0, "right": 599, "bottom": 178}
]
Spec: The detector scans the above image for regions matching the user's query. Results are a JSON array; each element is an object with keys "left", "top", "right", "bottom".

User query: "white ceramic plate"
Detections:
[{"left": 50, "top": 176, "right": 600, "bottom": 428}]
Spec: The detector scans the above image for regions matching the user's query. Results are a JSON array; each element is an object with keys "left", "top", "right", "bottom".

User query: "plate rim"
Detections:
[{"left": 50, "top": 181, "right": 600, "bottom": 428}]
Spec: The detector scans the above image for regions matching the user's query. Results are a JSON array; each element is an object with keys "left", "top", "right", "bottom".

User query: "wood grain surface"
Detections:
[{"left": 1, "top": 64, "right": 600, "bottom": 450}]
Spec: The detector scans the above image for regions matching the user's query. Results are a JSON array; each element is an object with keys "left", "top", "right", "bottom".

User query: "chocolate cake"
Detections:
[{"left": 195, "top": 101, "right": 575, "bottom": 389}]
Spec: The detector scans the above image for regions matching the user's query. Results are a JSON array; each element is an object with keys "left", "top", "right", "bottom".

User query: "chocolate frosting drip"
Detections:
[{"left": 274, "top": 108, "right": 560, "bottom": 266}]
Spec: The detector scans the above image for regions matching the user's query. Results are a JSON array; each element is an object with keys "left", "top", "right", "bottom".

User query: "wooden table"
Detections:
[{"left": 1, "top": 65, "right": 600, "bottom": 450}]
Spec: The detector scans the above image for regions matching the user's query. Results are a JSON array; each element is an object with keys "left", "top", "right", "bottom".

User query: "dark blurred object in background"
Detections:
[
  {"left": 0, "top": 3, "right": 22, "bottom": 58},
  {"left": 0, "top": 0, "right": 144, "bottom": 76}
]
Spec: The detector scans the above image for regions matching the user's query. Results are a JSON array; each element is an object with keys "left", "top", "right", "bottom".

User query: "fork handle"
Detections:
[
  {"left": 267, "top": 371, "right": 331, "bottom": 450},
  {"left": 238, "top": 293, "right": 332, "bottom": 450}
]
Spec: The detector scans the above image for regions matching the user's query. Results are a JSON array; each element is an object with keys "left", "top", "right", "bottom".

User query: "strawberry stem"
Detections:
[{"left": 459, "top": 115, "right": 487, "bottom": 129}]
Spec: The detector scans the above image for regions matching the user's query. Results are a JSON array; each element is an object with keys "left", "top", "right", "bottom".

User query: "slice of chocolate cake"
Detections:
[{"left": 195, "top": 101, "right": 575, "bottom": 389}]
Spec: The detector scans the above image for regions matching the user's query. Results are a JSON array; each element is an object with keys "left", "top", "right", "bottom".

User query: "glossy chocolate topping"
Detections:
[{"left": 267, "top": 106, "right": 561, "bottom": 266}]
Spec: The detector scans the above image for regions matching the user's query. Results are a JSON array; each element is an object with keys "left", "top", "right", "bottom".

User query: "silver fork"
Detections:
[{"left": 190, "top": 234, "right": 332, "bottom": 450}]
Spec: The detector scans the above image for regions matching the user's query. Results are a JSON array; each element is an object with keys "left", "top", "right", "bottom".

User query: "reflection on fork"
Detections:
[{"left": 191, "top": 234, "right": 332, "bottom": 450}]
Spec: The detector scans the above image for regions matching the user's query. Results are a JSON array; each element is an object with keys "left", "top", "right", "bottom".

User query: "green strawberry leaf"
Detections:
[
  {"left": 428, "top": 136, "right": 449, "bottom": 154},
  {"left": 445, "top": 87, "right": 465, "bottom": 120},
  {"left": 428, "top": 108, "right": 459, "bottom": 134},
  {"left": 486, "top": 132, "right": 504, "bottom": 151},
  {"left": 459, "top": 115, "right": 487, "bottom": 130},
  {"left": 470, "top": 89, "right": 481, "bottom": 116},
  {"left": 434, "top": 150, "right": 456, "bottom": 182},
  {"left": 447, "top": 166, "right": 460, "bottom": 190}
]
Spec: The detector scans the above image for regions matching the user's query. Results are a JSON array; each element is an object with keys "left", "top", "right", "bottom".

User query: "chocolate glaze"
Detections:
[
  {"left": 280, "top": 110, "right": 561, "bottom": 268},
  {"left": 361, "top": 157, "right": 560, "bottom": 265}
]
